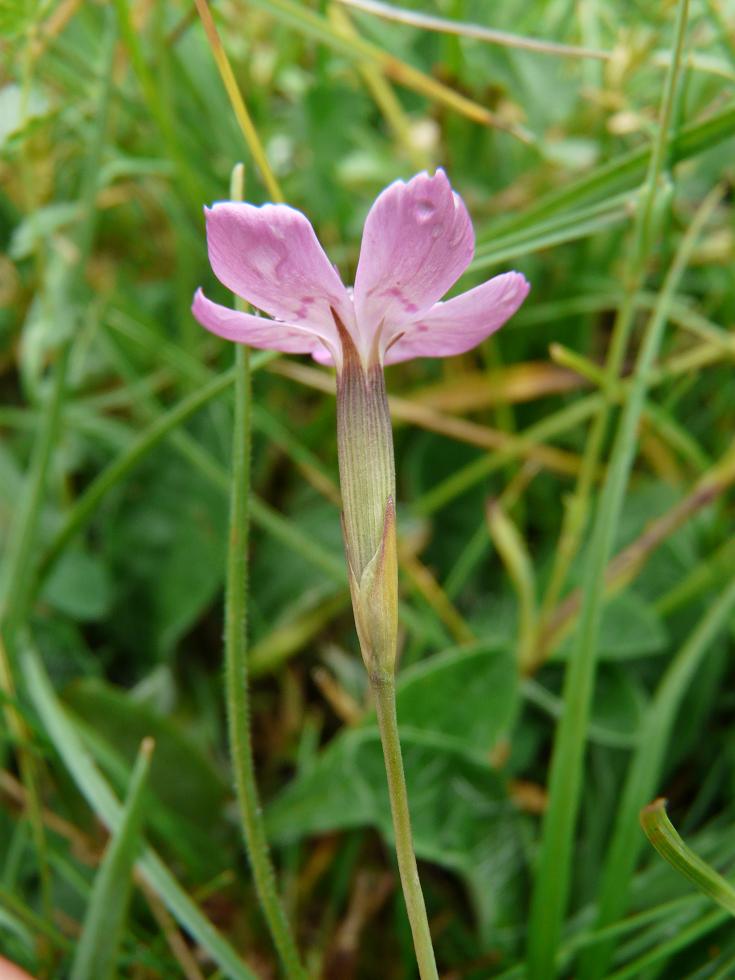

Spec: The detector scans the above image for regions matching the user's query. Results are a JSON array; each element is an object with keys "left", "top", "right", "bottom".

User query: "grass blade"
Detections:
[
  {"left": 525, "top": 173, "right": 722, "bottom": 977},
  {"left": 21, "top": 644, "right": 258, "bottom": 980},
  {"left": 71, "top": 738, "right": 155, "bottom": 980},
  {"left": 640, "top": 800, "right": 735, "bottom": 916},
  {"left": 581, "top": 571, "right": 735, "bottom": 974}
]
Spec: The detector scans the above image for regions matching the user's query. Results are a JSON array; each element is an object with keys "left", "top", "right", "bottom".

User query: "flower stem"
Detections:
[
  {"left": 224, "top": 163, "right": 307, "bottom": 979},
  {"left": 225, "top": 342, "right": 308, "bottom": 979},
  {"left": 371, "top": 673, "right": 439, "bottom": 980}
]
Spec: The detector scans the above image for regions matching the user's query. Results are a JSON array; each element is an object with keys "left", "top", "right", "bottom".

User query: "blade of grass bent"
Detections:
[
  {"left": 525, "top": 177, "right": 721, "bottom": 978},
  {"left": 70, "top": 738, "right": 154, "bottom": 980},
  {"left": 582, "top": 572, "right": 735, "bottom": 973},
  {"left": 21, "top": 644, "right": 258, "bottom": 980},
  {"left": 640, "top": 800, "right": 735, "bottom": 918}
]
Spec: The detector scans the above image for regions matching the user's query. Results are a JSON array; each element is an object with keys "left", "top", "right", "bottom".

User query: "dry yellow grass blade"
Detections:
[
  {"left": 194, "top": 0, "right": 284, "bottom": 202},
  {"left": 398, "top": 550, "right": 475, "bottom": 645},
  {"left": 410, "top": 362, "right": 585, "bottom": 413},
  {"left": 537, "top": 442, "right": 735, "bottom": 664},
  {"left": 328, "top": 4, "right": 435, "bottom": 172},
  {"left": 269, "top": 360, "right": 584, "bottom": 477},
  {"left": 245, "top": 0, "right": 533, "bottom": 143}
]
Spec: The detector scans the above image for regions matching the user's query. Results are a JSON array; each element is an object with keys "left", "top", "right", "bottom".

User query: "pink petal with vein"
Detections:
[
  {"left": 384, "top": 271, "right": 530, "bottom": 365},
  {"left": 353, "top": 170, "right": 474, "bottom": 347},
  {"left": 205, "top": 202, "right": 353, "bottom": 345},
  {"left": 192, "top": 289, "right": 329, "bottom": 358}
]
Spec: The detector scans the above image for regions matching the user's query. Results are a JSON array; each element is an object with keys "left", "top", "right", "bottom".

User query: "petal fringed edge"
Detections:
[
  {"left": 353, "top": 169, "right": 474, "bottom": 347},
  {"left": 192, "top": 289, "right": 329, "bottom": 357},
  {"left": 384, "top": 271, "right": 530, "bottom": 365},
  {"left": 204, "top": 202, "right": 353, "bottom": 343}
]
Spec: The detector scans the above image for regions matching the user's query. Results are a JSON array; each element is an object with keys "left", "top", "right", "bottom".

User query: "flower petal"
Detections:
[
  {"left": 353, "top": 169, "right": 474, "bottom": 346},
  {"left": 204, "top": 202, "right": 353, "bottom": 344},
  {"left": 192, "top": 289, "right": 330, "bottom": 359},
  {"left": 384, "top": 271, "right": 530, "bottom": 365}
]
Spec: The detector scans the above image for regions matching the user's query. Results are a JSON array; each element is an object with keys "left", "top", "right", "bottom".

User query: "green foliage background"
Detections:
[{"left": 1, "top": 0, "right": 735, "bottom": 977}]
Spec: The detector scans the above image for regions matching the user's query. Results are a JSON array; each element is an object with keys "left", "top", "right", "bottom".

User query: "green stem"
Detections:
[
  {"left": 224, "top": 162, "right": 307, "bottom": 978},
  {"left": 335, "top": 331, "right": 436, "bottom": 976},
  {"left": 371, "top": 674, "right": 439, "bottom": 980},
  {"left": 225, "top": 343, "right": 307, "bottom": 978}
]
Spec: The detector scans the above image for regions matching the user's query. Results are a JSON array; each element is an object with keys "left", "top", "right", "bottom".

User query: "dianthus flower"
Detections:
[
  {"left": 193, "top": 169, "right": 528, "bottom": 372},
  {"left": 193, "top": 170, "right": 528, "bottom": 673},
  {"left": 193, "top": 169, "right": 529, "bottom": 980}
]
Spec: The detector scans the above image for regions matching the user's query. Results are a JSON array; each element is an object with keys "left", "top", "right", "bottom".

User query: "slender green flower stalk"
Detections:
[
  {"left": 333, "top": 320, "right": 438, "bottom": 977},
  {"left": 192, "top": 169, "right": 529, "bottom": 976},
  {"left": 223, "top": 166, "right": 308, "bottom": 979}
]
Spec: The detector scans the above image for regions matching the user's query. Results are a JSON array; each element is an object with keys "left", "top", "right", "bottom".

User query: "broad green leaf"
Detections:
[
  {"left": 10, "top": 203, "right": 83, "bottom": 261},
  {"left": 267, "top": 727, "right": 522, "bottom": 941},
  {"left": 268, "top": 644, "right": 522, "bottom": 938},
  {"left": 103, "top": 451, "right": 227, "bottom": 658},
  {"left": 0, "top": 81, "right": 49, "bottom": 146},
  {"left": 556, "top": 590, "right": 669, "bottom": 661},
  {"left": 394, "top": 642, "right": 518, "bottom": 759},
  {"left": 22, "top": 646, "right": 257, "bottom": 980},
  {"left": 64, "top": 678, "right": 228, "bottom": 867},
  {"left": 40, "top": 547, "right": 113, "bottom": 622}
]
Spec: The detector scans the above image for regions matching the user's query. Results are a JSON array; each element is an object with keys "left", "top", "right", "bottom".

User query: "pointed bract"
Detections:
[{"left": 347, "top": 496, "right": 398, "bottom": 678}]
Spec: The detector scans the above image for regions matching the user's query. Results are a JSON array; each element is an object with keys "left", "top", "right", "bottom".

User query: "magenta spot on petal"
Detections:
[
  {"left": 301, "top": 295, "right": 314, "bottom": 304},
  {"left": 416, "top": 324, "right": 429, "bottom": 333},
  {"left": 405, "top": 302, "right": 418, "bottom": 314},
  {"left": 387, "top": 287, "right": 403, "bottom": 298}
]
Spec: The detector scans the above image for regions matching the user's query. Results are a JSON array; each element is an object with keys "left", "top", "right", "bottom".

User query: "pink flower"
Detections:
[{"left": 192, "top": 169, "right": 529, "bottom": 371}]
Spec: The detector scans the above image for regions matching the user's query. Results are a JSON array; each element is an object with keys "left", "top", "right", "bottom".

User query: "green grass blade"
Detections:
[
  {"left": 37, "top": 369, "right": 235, "bottom": 583},
  {"left": 70, "top": 737, "right": 154, "bottom": 980},
  {"left": 640, "top": 800, "right": 735, "bottom": 917},
  {"left": 21, "top": 644, "right": 258, "bottom": 980},
  {"left": 525, "top": 173, "right": 722, "bottom": 977},
  {"left": 606, "top": 907, "right": 728, "bottom": 980},
  {"left": 480, "top": 100, "right": 735, "bottom": 244},
  {"left": 581, "top": 570, "right": 735, "bottom": 975}
]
